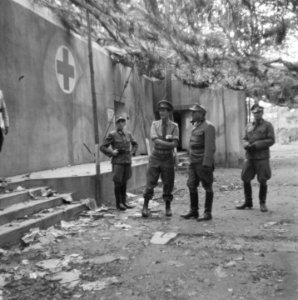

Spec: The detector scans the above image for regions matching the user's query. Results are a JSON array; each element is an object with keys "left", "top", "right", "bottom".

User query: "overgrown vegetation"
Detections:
[{"left": 34, "top": 0, "right": 298, "bottom": 106}]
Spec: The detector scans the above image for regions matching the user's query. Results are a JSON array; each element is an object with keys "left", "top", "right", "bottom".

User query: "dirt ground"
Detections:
[{"left": 1, "top": 143, "right": 298, "bottom": 300}]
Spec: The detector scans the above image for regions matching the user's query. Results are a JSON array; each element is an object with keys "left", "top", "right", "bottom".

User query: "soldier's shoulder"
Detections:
[
  {"left": 169, "top": 120, "right": 178, "bottom": 127},
  {"left": 263, "top": 119, "right": 274, "bottom": 126},
  {"left": 205, "top": 120, "right": 215, "bottom": 128}
]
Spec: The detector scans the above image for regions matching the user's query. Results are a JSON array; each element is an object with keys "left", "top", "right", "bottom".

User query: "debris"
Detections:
[
  {"left": 21, "top": 228, "right": 41, "bottom": 245},
  {"left": 36, "top": 259, "right": 63, "bottom": 272},
  {"left": 0, "top": 249, "right": 7, "bottom": 257},
  {"left": 14, "top": 185, "right": 26, "bottom": 192},
  {"left": 88, "top": 254, "right": 127, "bottom": 265},
  {"left": 114, "top": 223, "right": 132, "bottom": 230},
  {"left": 0, "top": 274, "right": 11, "bottom": 288},
  {"left": 263, "top": 221, "right": 278, "bottom": 228},
  {"left": 29, "top": 271, "right": 47, "bottom": 279},
  {"left": 81, "top": 198, "right": 97, "bottom": 210},
  {"left": 214, "top": 266, "right": 228, "bottom": 278},
  {"left": 224, "top": 261, "right": 236, "bottom": 268},
  {"left": 150, "top": 232, "right": 178, "bottom": 245},
  {"left": 168, "top": 260, "right": 184, "bottom": 267},
  {"left": 62, "top": 194, "right": 73, "bottom": 203},
  {"left": 21, "top": 259, "right": 29, "bottom": 265},
  {"left": 51, "top": 269, "right": 81, "bottom": 288},
  {"left": 81, "top": 277, "right": 120, "bottom": 291}
]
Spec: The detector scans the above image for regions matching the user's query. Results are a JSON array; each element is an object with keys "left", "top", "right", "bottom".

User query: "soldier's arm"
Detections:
[
  {"left": 130, "top": 133, "right": 138, "bottom": 156},
  {"left": 100, "top": 133, "right": 115, "bottom": 157},
  {"left": 203, "top": 125, "right": 216, "bottom": 167},
  {"left": 252, "top": 123, "right": 275, "bottom": 149},
  {"left": 242, "top": 127, "right": 251, "bottom": 149}
]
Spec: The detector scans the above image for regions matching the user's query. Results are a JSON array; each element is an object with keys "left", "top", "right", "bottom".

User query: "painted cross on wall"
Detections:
[{"left": 55, "top": 45, "right": 76, "bottom": 94}]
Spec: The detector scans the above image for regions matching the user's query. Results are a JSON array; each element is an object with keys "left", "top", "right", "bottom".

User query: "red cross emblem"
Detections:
[{"left": 55, "top": 46, "right": 76, "bottom": 93}]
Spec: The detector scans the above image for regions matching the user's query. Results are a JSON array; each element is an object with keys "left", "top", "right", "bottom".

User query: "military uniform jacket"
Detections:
[
  {"left": 150, "top": 119, "right": 179, "bottom": 157},
  {"left": 189, "top": 120, "right": 216, "bottom": 166},
  {"left": 0, "top": 90, "right": 9, "bottom": 130},
  {"left": 100, "top": 129, "right": 138, "bottom": 164},
  {"left": 243, "top": 119, "right": 275, "bottom": 160}
]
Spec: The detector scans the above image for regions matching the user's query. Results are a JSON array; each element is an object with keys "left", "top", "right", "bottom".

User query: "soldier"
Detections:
[
  {"left": 142, "top": 100, "right": 179, "bottom": 218},
  {"left": 181, "top": 103, "right": 216, "bottom": 221},
  {"left": 236, "top": 104, "right": 275, "bottom": 212},
  {"left": 100, "top": 115, "right": 138, "bottom": 210},
  {"left": 0, "top": 89, "right": 9, "bottom": 152}
]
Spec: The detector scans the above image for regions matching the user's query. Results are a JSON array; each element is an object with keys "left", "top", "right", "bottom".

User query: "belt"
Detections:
[
  {"left": 153, "top": 149, "right": 173, "bottom": 155},
  {"left": 190, "top": 145, "right": 204, "bottom": 150}
]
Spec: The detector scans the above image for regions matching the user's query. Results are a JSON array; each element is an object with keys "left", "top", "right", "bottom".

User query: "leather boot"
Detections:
[
  {"left": 198, "top": 191, "right": 213, "bottom": 222},
  {"left": 115, "top": 186, "right": 126, "bottom": 211},
  {"left": 181, "top": 192, "right": 199, "bottom": 219},
  {"left": 142, "top": 198, "right": 150, "bottom": 217},
  {"left": 165, "top": 201, "right": 172, "bottom": 217},
  {"left": 259, "top": 184, "right": 268, "bottom": 212},
  {"left": 236, "top": 182, "right": 253, "bottom": 209},
  {"left": 121, "top": 184, "right": 134, "bottom": 209}
]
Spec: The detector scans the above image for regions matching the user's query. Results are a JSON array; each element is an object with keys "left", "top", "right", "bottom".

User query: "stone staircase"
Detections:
[{"left": 0, "top": 182, "right": 86, "bottom": 248}]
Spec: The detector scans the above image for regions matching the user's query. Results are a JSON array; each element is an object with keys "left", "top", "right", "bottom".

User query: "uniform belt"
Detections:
[
  {"left": 153, "top": 149, "right": 173, "bottom": 155},
  {"left": 190, "top": 145, "right": 204, "bottom": 150}
]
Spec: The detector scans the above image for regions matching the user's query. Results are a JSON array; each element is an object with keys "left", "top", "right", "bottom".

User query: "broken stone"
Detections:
[
  {"left": 224, "top": 261, "right": 236, "bottom": 268},
  {"left": 88, "top": 254, "right": 127, "bottom": 265},
  {"left": 29, "top": 271, "right": 47, "bottom": 279},
  {"left": 0, "top": 274, "right": 11, "bottom": 288},
  {"left": 81, "top": 198, "right": 97, "bottom": 210},
  {"left": 14, "top": 185, "right": 26, "bottom": 192},
  {"left": 114, "top": 223, "right": 132, "bottom": 230},
  {"left": 81, "top": 277, "right": 120, "bottom": 291},
  {"left": 51, "top": 269, "right": 81, "bottom": 288},
  {"left": 263, "top": 221, "right": 278, "bottom": 228},
  {"left": 62, "top": 194, "right": 73, "bottom": 203},
  {"left": 36, "top": 259, "right": 63, "bottom": 272},
  {"left": 150, "top": 232, "right": 178, "bottom": 245},
  {"left": 21, "top": 228, "right": 41, "bottom": 245}
]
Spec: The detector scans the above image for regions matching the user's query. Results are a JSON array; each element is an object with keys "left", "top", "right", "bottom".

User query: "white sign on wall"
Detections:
[
  {"left": 107, "top": 108, "right": 114, "bottom": 122},
  {"left": 55, "top": 46, "right": 76, "bottom": 94}
]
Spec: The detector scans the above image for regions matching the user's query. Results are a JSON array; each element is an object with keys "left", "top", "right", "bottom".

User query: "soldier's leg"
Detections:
[
  {"left": 121, "top": 165, "right": 134, "bottom": 209},
  {"left": 256, "top": 159, "right": 271, "bottom": 212},
  {"left": 142, "top": 164, "right": 160, "bottom": 217},
  {"left": 112, "top": 164, "right": 126, "bottom": 211},
  {"left": 198, "top": 166, "right": 214, "bottom": 221},
  {"left": 161, "top": 163, "right": 175, "bottom": 217},
  {"left": 181, "top": 164, "right": 199, "bottom": 219},
  {"left": 237, "top": 160, "right": 255, "bottom": 209}
]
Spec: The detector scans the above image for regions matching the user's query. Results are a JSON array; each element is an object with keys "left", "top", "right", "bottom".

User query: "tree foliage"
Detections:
[{"left": 34, "top": 0, "right": 298, "bottom": 105}]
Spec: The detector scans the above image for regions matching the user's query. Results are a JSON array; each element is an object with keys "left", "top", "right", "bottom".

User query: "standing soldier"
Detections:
[
  {"left": 181, "top": 104, "right": 216, "bottom": 221},
  {"left": 0, "top": 89, "right": 9, "bottom": 152},
  {"left": 236, "top": 104, "right": 275, "bottom": 212},
  {"left": 142, "top": 100, "right": 179, "bottom": 218},
  {"left": 100, "top": 115, "right": 138, "bottom": 211}
]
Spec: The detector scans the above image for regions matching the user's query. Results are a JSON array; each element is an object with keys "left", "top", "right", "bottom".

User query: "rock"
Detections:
[{"left": 150, "top": 232, "right": 178, "bottom": 245}]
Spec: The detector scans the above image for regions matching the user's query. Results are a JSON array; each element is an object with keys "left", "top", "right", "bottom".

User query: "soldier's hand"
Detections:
[{"left": 112, "top": 149, "right": 119, "bottom": 156}]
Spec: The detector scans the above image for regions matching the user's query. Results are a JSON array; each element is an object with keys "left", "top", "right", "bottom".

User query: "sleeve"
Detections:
[
  {"left": 150, "top": 122, "right": 159, "bottom": 140},
  {"left": 99, "top": 133, "right": 114, "bottom": 157},
  {"left": 130, "top": 133, "right": 138, "bottom": 155},
  {"left": 242, "top": 126, "right": 250, "bottom": 149},
  {"left": 203, "top": 125, "right": 216, "bottom": 167},
  {"left": 253, "top": 123, "right": 275, "bottom": 149},
  {"left": 172, "top": 124, "right": 179, "bottom": 141}
]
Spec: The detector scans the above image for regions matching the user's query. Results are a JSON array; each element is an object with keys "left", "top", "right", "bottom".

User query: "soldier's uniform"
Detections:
[
  {"left": 237, "top": 104, "right": 275, "bottom": 212},
  {"left": 182, "top": 103, "right": 216, "bottom": 221},
  {"left": 142, "top": 100, "right": 179, "bottom": 217},
  {"left": 100, "top": 116, "right": 138, "bottom": 210}
]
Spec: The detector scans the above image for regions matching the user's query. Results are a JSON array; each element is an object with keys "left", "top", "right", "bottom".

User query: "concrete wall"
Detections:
[{"left": 0, "top": 0, "right": 155, "bottom": 177}]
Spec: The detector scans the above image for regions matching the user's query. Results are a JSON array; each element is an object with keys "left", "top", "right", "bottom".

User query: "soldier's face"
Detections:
[
  {"left": 116, "top": 120, "right": 126, "bottom": 130},
  {"left": 252, "top": 111, "right": 263, "bottom": 121},
  {"left": 159, "top": 108, "right": 170, "bottom": 119},
  {"left": 192, "top": 110, "right": 205, "bottom": 122}
]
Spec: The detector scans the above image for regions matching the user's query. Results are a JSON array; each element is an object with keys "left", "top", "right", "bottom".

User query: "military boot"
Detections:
[
  {"left": 236, "top": 182, "right": 253, "bottom": 209},
  {"left": 142, "top": 198, "right": 150, "bottom": 217},
  {"left": 181, "top": 192, "right": 199, "bottom": 219},
  {"left": 197, "top": 191, "right": 213, "bottom": 222},
  {"left": 115, "top": 186, "right": 126, "bottom": 211},
  {"left": 121, "top": 184, "right": 134, "bottom": 209},
  {"left": 165, "top": 201, "right": 172, "bottom": 217},
  {"left": 259, "top": 184, "right": 268, "bottom": 212}
]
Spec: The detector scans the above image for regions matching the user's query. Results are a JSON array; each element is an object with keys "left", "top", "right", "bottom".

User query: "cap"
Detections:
[
  {"left": 115, "top": 115, "right": 126, "bottom": 123},
  {"left": 189, "top": 103, "right": 207, "bottom": 113},
  {"left": 251, "top": 104, "right": 264, "bottom": 113},
  {"left": 157, "top": 100, "right": 173, "bottom": 111}
]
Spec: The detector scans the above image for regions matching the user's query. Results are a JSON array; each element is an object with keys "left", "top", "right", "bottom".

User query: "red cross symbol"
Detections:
[{"left": 55, "top": 46, "right": 76, "bottom": 93}]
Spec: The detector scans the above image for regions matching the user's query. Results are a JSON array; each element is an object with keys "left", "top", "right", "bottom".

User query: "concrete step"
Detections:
[
  {"left": 0, "top": 202, "right": 86, "bottom": 247},
  {"left": 0, "top": 187, "right": 48, "bottom": 210},
  {"left": 0, "top": 195, "right": 66, "bottom": 226}
]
